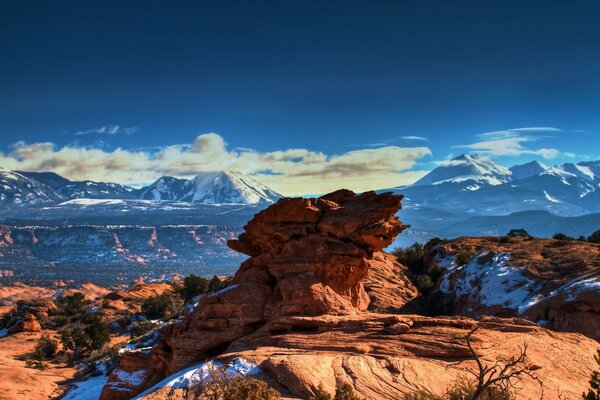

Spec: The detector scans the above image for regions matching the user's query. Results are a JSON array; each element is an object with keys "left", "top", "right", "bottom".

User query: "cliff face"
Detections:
[
  {"left": 101, "top": 189, "right": 413, "bottom": 398},
  {"left": 100, "top": 191, "right": 599, "bottom": 400},
  {"left": 0, "top": 225, "right": 244, "bottom": 284}
]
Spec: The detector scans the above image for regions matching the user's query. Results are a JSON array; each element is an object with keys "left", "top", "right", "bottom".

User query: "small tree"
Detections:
[
  {"left": 85, "top": 321, "right": 110, "bottom": 350},
  {"left": 553, "top": 233, "right": 573, "bottom": 240},
  {"left": 334, "top": 384, "right": 363, "bottom": 400},
  {"left": 141, "top": 293, "right": 183, "bottom": 319},
  {"left": 180, "top": 274, "right": 210, "bottom": 301},
  {"left": 391, "top": 243, "right": 425, "bottom": 272},
  {"left": 506, "top": 229, "right": 531, "bottom": 239},
  {"left": 455, "top": 251, "right": 472, "bottom": 266},
  {"left": 35, "top": 334, "right": 59, "bottom": 359},
  {"left": 461, "top": 327, "right": 543, "bottom": 400},
  {"left": 208, "top": 275, "right": 228, "bottom": 293},
  {"left": 587, "top": 230, "right": 600, "bottom": 244},
  {"left": 582, "top": 350, "right": 600, "bottom": 400},
  {"left": 59, "top": 292, "right": 89, "bottom": 316},
  {"left": 310, "top": 385, "right": 332, "bottom": 400}
]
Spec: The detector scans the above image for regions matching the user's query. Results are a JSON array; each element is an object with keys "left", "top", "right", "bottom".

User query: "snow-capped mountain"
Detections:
[
  {"left": 0, "top": 169, "right": 61, "bottom": 207},
  {"left": 137, "top": 171, "right": 281, "bottom": 204},
  {"left": 0, "top": 168, "right": 281, "bottom": 208},
  {"left": 390, "top": 153, "right": 600, "bottom": 217},
  {"left": 508, "top": 160, "right": 547, "bottom": 180},
  {"left": 57, "top": 181, "right": 137, "bottom": 199},
  {"left": 412, "top": 154, "right": 512, "bottom": 189},
  {"left": 179, "top": 171, "right": 282, "bottom": 204},
  {"left": 137, "top": 176, "right": 189, "bottom": 201}
]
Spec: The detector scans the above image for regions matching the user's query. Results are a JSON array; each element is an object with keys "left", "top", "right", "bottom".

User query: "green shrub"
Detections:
[
  {"left": 334, "top": 384, "right": 363, "bottom": 400},
  {"left": 588, "top": 230, "right": 600, "bottom": 244},
  {"left": 553, "top": 232, "right": 574, "bottom": 240},
  {"left": 180, "top": 274, "right": 210, "bottom": 301},
  {"left": 141, "top": 293, "right": 183, "bottom": 319},
  {"left": 208, "top": 275, "right": 228, "bottom": 293},
  {"left": 415, "top": 275, "right": 435, "bottom": 296},
  {"left": 51, "top": 315, "right": 69, "bottom": 328},
  {"left": 583, "top": 350, "right": 600, "bottom": 400},
  {"left": 455, "top": 251, "right": 472, "bottom": 266},
  {"left": 424, "top": 237, "right": 449, "bottom": 251},
  {"left": 58, "top": 292, "right": 89, "bottom": 316},
  {"left": 404, "top": 376, "right": 513, "bottom": 400},
  {"left": 61, "top": 321, "right": 110, "bottom": 355},
  {"left": 391, "top": 243, "right": 425, "bottom": 273},
  {"left": 222, "top": 377, "right": 282, "bottom": 400},
  {"left": 506, "top": 228, "right": 531, "bottom": 238},
  {"left": 85, "top": 321, "right": 110, "bottom": 350},
  {"left": 130, "top": 320, "right": 160, "bottom": 339},
  {"left": 310, "top": 385, "right": 332, "bottom": 400},
  {"left": 34, "top": 334, "right": 59, "bottom": 359}
]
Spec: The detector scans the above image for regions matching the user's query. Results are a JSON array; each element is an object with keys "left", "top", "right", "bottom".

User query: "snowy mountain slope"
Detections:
[
  {"left": 57, "top": 180, "right": 137, "bottom": 199},
  {"left": 412, "top": 154, "right": 512, "bottom": 188},
  {"left": 17, "top": 171, "right": 73, "bottom": 190},
  {"left": 509, "top": 160, "right": 548, "bottom": 181},
  {"left": 178, "top": 171, "right": 282, "bottom": 204},
  {"left": 137, "top": 176, "right": 188, "bottom": 200},
  {"left": 137, "top": 171, "right": 282, "bottom": 204},
  {"left": 0, "top": 169, "right": 61, "bottom": 207}
]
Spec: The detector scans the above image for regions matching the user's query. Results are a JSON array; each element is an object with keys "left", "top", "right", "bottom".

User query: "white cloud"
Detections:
[
  {"left": 457, "top": 127, "right": 563, "bottom": 159},
  {"left": 401, "top": 136, "right": 430, "bottom": 142},
  {"left": 74, "top": 125, "right": 138, "bottom": 136},
  {"left": 0, "top": 133, "right": 431, "bottom": 196}
]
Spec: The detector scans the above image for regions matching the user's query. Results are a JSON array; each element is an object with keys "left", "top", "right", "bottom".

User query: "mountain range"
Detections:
[
  {"left": 0, "top": 169, "right": 282, "bottom": 208},
  {"left": 386, "top": 153, "right": 600, "bottom": 245}
]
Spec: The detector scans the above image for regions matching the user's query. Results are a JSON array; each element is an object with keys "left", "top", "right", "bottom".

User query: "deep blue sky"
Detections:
[{"left": 1, "top": 0, "right": 599, "bottom": 190}]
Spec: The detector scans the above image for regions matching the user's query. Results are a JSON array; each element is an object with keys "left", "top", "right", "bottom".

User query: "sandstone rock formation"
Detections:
[
  {"left": 101, "top": 190, "right": 410, "bottom": 399},
  {"left": 7, "top": 313, "right": 41, "bottom": 334},
  {"left": 101, "top": 192, "right": 599, "bottom": 400}
]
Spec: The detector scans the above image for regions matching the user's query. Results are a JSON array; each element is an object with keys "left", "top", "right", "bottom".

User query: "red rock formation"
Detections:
[
  {"left": 101, "top": 190, "right": 409, "bottom": 399},
  {"left": 7, "top": 313, "right": 41, "bottom": 334}
]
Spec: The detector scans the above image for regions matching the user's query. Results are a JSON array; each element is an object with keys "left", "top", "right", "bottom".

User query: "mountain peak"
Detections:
[
  {"left": 413, "top": 153, "right": 511, "bottom": 187},
  {"left": 509, "top": 160, "right": 548, "bottom": 181}
]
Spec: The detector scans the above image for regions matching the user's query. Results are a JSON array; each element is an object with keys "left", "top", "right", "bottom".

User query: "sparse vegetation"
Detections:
[
  {"left": 582, "top": 350, "right": 600, "bottom": 400},
  {"left": 208, "top": 275, "right": 229, "bottom": 293},
  {"left": 57, "top": 292, "right": 89, "bottom": 316},
  {"left": 455, "top": 251, "right": 472, "bottom": 266},
  {"left": 309, "top": 383, "right": 364, "bottom": 400},
  {"left": 587, "top": 229, "right": 600, "bottom": 244},
  {"left": 61, "top": 321, "right": 110, "bottom": 357},
  {"left": 404, "top": 327, "right": 543, "bottom": 400},
  {"left": 553, "top": 232, "right": 574, "bottom": 240},
  {"left": 392, "top": 243, "right": 425, "bottom": 272},
  {"left": 34, "top": 334, "right": 59, "bottom": 359},
  {"left": 130, "top": 320, "right": 160, "bottom": 339},
  {"left": 180, "top": 274, "right": 210, "bottom": 301},
  {"left": 185, "top": 365, "right": 281, "bottom": 400},
  {"left": 506, "top": 228, "right": 532, "bottom": 239},
  {"left": 141, "top": 293, "right": 183, "bottom": 319}
]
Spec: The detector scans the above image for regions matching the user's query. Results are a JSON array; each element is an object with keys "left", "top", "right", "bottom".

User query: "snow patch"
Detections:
[
  {"left": 133, "top": 358, "right": 259, "bottom": 399},
  {"left": 62, "top": 374, "right": 109, "bottom": 400},
  {"left": 438, "top": 252, "right": 541, "bottom": 312}
]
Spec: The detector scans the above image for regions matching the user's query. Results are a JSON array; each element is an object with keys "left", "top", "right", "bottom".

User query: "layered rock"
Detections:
[
  {"left": 101, "top": 192, "right": 599, "bottom": 400},
  {"left": 101, "top": 190, "right": 410, "bottom": 399}
]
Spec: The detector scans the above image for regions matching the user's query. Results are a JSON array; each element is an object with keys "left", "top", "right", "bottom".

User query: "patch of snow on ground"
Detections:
[
  {"left": 133, "top": 358, "right": 259, "bottom": 399},
  {"left": 438, "top": 252, "right": 540, "bottom": 312},
  {"left": 62, "top": 374, "right": 109, "bottom": 400},
  {"left": 0, "top": 328, "right": 8, "bottom": 338},
  {"left": 208, "top": 284, "right": 239, "bottom": 297}
]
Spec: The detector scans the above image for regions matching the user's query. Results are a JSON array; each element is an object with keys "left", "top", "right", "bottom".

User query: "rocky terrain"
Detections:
[
  {"left": 428, "top": 236, "right": 600, "bottom": 341},
  {"left": 96, "top": 190, "right": 599, "bottom": 400},
  {"left": 0, "top": 224, "right": 245, "bottom": 285}
]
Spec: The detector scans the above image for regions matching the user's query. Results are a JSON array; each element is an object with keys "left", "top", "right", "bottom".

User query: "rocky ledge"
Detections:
[{"left": 101, "top": 190, "right": 599, "bottom": 400}]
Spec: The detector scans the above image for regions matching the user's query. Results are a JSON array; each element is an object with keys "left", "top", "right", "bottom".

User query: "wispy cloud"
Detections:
[
  {"left": 74, "top": 125, "right": 138, "bottom": 136},
  {"left": 456, "top": 126, "right": 564, "bottom": 159},
  {"left": 1, "top": 133, "right": 431, "bottom": 195},
  {"left": 400, "top": 135, "right": 430, "bottom": 142}
]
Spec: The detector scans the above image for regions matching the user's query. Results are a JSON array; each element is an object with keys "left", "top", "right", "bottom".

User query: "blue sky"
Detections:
[{"left": 1, "top": 1, "right": 599, "bottom": 194}]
